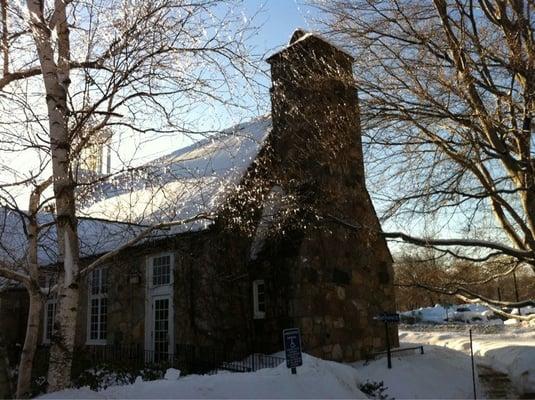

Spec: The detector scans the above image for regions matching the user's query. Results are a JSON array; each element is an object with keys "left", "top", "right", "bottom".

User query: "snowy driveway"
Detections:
[{"left": 400, "top": 327, "right": 535, "bottom": 397}]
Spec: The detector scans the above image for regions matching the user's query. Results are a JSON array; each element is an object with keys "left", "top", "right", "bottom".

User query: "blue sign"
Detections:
[
  {"left": 374, "top": 312, "right": 400, "bottom": 323},
  {"left": 283, "top": 328, "right": 303, "bottom": 369}
]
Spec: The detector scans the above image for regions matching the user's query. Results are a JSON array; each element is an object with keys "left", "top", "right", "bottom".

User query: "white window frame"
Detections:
[
  {"left": 253, "top": 279, "right": 266, "bottom": 319},
  {"left": 145, "top": 253, "right": 175, "bottom": 357},
  {"left": 147, "top": 253, "right": 174, "bottom": 289},
  {"left": 86, "top": 267, "right": 108, "bottom": 345},
  {"left": 42, "top": 298, "right": 57, "bottom": 344}
]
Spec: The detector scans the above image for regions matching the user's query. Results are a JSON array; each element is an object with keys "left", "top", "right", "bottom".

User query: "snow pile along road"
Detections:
[
  {"left": 39, "top": 354, "right": 368, "bottom": 399},
  {"left": 401, "top": 303, "right": 499, "bottom": 324},
  {"left": 400, "top": 329, "right": 535, "bottom": 395},
  {"left": 401, "top": 303, "right": 535, "bottom": 325},
  {"left": 353, "top": 344, "right": 477, "bottom": 399}
]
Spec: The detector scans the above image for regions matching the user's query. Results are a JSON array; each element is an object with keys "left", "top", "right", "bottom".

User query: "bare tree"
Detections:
[
  {"left": 0, "top": 0, "right": 259, "bottom": 394},
  {"left": 394, "top": 249, "right": 534, "bottom": 311},
  {"left": 0, "top": 173, "right": 55, "bottom": 398},
  {"left": 311, "top": 0, "right": 535, "bottom": 316}
]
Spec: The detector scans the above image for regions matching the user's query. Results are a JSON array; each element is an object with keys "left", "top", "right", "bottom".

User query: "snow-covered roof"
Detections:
[
  {"left": 0, "top": 208, "right": 147, "bottom": 267},
  {"left": 0, "top": 115, "right": 272, "bottom": 269},
  {"left": 81, "top": 115, "right": 272, "bottom": 229}
]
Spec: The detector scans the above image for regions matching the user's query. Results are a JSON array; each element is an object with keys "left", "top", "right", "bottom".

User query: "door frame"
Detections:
[{"left": 144, "top": 252, "right": 175, "bottom": 359}]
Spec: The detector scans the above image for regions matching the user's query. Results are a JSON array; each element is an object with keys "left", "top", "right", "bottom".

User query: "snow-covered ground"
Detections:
[
  {"left": 39, "top": 304, "right": 535, "bottom": 399},
  {"left": 400, "top": 327, "right": 535, "bottom": 396},
  {"left": 354, "top": 344, "right": 477, "bottom": 399},
  {"left": 39, "top": 346, "right": 485, "bottom": 399},
  {"left": 40, "top": 354, "right": 368, "bottom": 399}
]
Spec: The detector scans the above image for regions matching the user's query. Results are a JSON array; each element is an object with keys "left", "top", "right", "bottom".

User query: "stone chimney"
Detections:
[
  {"left": 266, "top": 30, "right": 364, "bottom": 225},
  {"left": 263, "top": 30, "right": 398, "bottom": 362}
]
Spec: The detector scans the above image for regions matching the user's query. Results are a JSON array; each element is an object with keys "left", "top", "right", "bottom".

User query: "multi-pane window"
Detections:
[
  {"left": 43, "top": 273, "right": 58, "bottom": 344},
  {"left": 253, "top": 280, "right": 266, "bottom": 319},
  {"left": 43, "top": 300, "right": 56, "bottom": 343},
  {"left": 152, "top": 255, "right": 171, "bottom": 286},
  {"left": 82, "top": 142, "right": 104, "bottom": 174},
  {"left": 153, "top": 298, "right": 170, "bottom": 362},
  {"left": 87, "top": 268, "right": 107, "bottom": 344}
]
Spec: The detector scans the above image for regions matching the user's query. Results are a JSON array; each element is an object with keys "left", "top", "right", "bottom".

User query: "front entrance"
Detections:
[
  {"left": 150, "top": 295, "right": 172, "bottom": 362},
  {"left": 145, "top": 253, "right": 174, "bottom": 362}
]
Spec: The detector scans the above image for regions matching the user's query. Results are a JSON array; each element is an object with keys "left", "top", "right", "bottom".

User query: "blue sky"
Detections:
[
  {"left": 127, "top": 1, "right": 322, "bottom": 164},
  {"left": 243, "top": 1, "right": 318, "bottom": 56}
]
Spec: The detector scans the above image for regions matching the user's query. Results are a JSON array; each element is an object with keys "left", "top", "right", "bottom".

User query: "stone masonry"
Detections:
[{"left": 2, "top": 30, "right": 398, "bottom": 371}]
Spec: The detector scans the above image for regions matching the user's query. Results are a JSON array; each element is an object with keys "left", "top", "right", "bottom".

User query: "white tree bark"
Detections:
[
  {"left": 15, "top": 179, "right": 51, "bottom": 398},
  {"left": 16, "top": 291, "right": 42, "bottom": 399},
  {"left": 26, "top": 0, "right": 79, "bottom": 392}
]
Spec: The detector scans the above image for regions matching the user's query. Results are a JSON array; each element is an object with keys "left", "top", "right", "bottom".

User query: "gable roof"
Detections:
[
  {"left": 80, "top": 115, "right": 272, "bottom": 228},
  {"left": 0, "top": 208, "right": 148, "bottom": 268},
  {"left": 0, "top": 116, "right": 272, "bottom": 271}
]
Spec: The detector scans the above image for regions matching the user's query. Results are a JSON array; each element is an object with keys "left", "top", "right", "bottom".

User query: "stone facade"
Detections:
[
  {"left": 0, "top": 288, "right": 28, "bottom": 361},
  {"left": 2, "top": 30, "right": 398, "bottom": 367},
  {"left": 247, "top": 31, "right": 399, "bottom": 360}
]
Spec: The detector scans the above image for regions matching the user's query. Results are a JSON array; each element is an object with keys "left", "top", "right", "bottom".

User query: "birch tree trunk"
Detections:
[
  {"left": 26, "top": 0, "right": 79, "bottom": 392},
  {"left": 16, "top": 290, "right": 42, "bottom": 398},
  {"left": 15, "top": 179, "right": 51, "bottom": 398}
]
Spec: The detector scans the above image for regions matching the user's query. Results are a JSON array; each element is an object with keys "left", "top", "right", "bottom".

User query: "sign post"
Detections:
[
  {"left": 283, "top": 328, "right": 303, "bottom": 375},
  {"left": 469, "top": 329, "right": 477, "bottom": 400},
  {"left": 373, "top": 312, "right": 400, "bottom": 369},
  {"left": 384, "top": 320, "right": 392, "bottom": 369}
]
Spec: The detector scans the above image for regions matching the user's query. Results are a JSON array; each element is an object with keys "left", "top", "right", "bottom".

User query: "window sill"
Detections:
[{"left": 253, "top": 312, "right": 266, "bottom": 320}]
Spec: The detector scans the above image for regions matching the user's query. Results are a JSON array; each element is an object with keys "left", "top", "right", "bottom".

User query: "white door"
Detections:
[
  {"left": 151, "top": 295, "right": 172, "bottom": 362},
  {"left": 145, "top": 253, "right": 174, "bottom": 362}
]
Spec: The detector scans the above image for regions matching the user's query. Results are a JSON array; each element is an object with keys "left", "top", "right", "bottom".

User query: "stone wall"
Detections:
[
  {"left": 71, "top": 229, "right": 252, "bottom": 357},
  {"left": 172, "top": 230, "right": 252, "bottom": 354},
  {"left": 0, "top": 288, "right": 28, "bottom": 361},
  {"left": 246, "top": 31, "right": 399, "bottom": 361},
  {"left": 0, "top": 335, "right": 13, "bottom": 398}
]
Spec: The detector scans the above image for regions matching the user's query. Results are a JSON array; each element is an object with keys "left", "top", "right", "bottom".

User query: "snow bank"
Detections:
[
  {"left": 401, "top": 303, "right": 504, "bottom": 325},
  {"left": 163, "top": 368, "right": 180, "bottom": 380},
  {"left": 40, "top": 347, "right": 497, "bottom": 400},
  {"left": 353, "top": 344, "right": 477, "bottom": 399},
  {"left": 400, "top": 329, "right": 535, "bottom": 395},
  {"left": 39, "top": 354, "right": 368, "bottom": 399}
]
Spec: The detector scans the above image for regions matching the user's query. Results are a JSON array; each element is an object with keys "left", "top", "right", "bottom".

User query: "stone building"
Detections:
[{"left": 0, "top": 30, "right": 398, "bottom": 368}]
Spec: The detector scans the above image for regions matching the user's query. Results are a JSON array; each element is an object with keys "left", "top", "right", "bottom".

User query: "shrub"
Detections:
[
  {"left": 72, "top": 363, "right": 169, "bottom": 391},
  {"left": 358, "top": 380, "right": 393, "bottom": 400}
]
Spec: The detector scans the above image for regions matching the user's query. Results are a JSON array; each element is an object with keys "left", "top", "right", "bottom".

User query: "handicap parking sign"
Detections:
[{"left": 283, "top": 328, "right": 303, "bottom": 370}]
